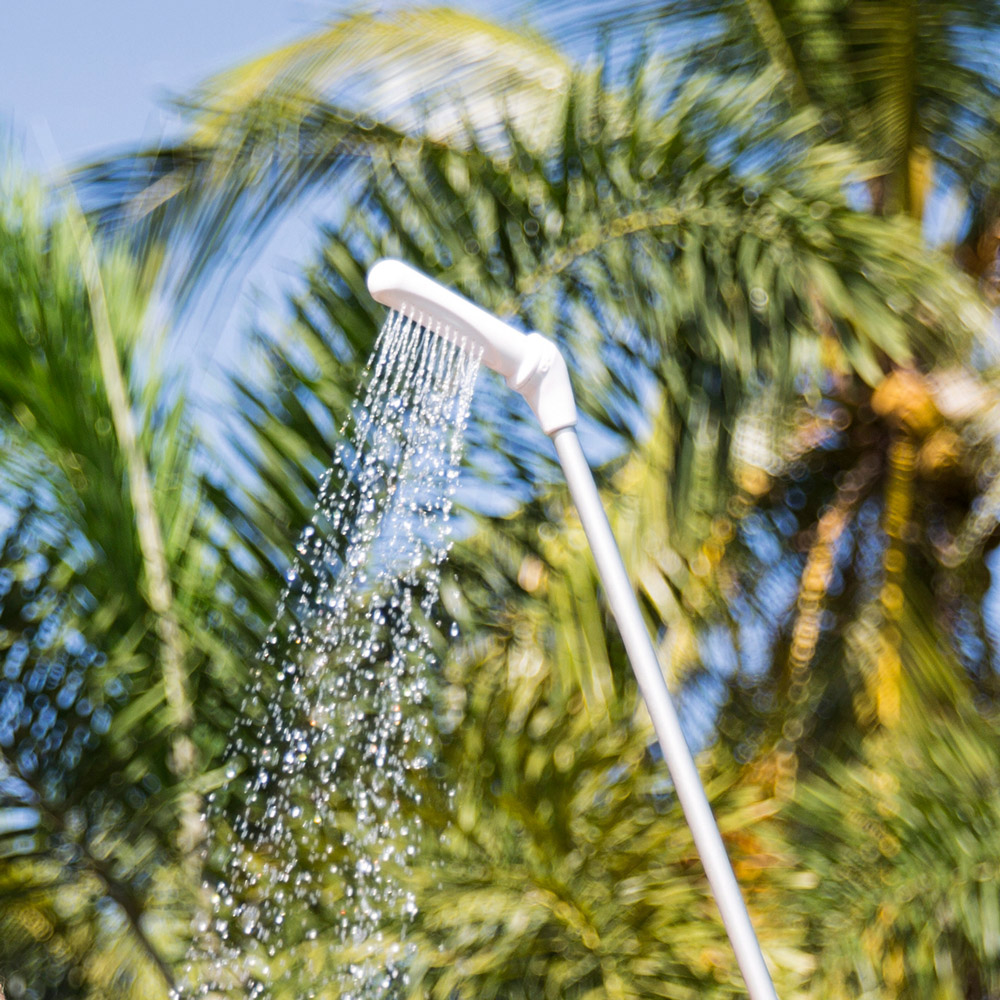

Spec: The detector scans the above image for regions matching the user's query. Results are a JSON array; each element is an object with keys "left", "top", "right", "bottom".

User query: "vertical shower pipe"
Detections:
[
  {"left": 365, "top": 259, "right": 779, "bottom": 1000},
  {"left": 551, "top": 427, "right": 778, "bottom": 1000}
]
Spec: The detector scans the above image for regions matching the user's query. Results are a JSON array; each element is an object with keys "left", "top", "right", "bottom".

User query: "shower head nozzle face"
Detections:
[
  {"left": 366, "top": 258, "right": 578, "bottom": 436},
  {"left": 366, "top": 259, "right": 531, "bottom": 378}
]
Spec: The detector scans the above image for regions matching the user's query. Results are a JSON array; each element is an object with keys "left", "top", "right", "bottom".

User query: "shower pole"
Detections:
[
  {"left": 366, "top": 259, "right": 779, "bottom": 1000},
  {"left": 551, "top": 427, "right": 779, "bottom": 1000}
]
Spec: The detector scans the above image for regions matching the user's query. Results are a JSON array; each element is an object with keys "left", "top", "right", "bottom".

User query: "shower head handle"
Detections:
[{"left": 367, "top": 259, "right": 577, "bottom": 435}]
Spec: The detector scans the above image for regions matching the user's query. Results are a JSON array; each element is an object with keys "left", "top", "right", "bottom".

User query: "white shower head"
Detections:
[{"left": 366, "top": 259, "right": 577, "bottom": 436}]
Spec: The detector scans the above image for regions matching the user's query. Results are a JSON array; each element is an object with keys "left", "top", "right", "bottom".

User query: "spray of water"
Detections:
[{"left": 182, "top": 311, "right": 481, "bottom": 999}]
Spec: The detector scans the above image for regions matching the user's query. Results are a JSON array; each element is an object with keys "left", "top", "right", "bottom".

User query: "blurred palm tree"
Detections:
[
  {"left": 87, "top": 2, "right": 1000, "bottom": 733},
  {"left": 792, "top": 619, "right": 1000, "bottom": 999},
  {"left": 0, "top": 165, "right": 252, "bottom": 997},
  {"left": 78, "top": 1, "right": 1000, "bottom": 728},
  {"left": 3, "top": 1, "right": 1000, "bottom": 998}
]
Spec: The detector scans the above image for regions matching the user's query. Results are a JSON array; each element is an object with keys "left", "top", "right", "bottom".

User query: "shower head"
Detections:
[{"left": 366, "top": 259, "right": 577, "bottom": 436}]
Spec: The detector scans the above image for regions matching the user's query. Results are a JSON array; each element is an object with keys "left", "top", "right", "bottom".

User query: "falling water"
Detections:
[{"left": 182, "top": 311, "right": 481, "bottom": 999}]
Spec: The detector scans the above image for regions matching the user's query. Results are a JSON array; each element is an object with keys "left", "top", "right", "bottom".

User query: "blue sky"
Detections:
[
  {"left": 1, "top": 1, "right": 348, "bottom": 436},
  {"left": 1, "top": 1, "right": 326, "bottom": 165}
]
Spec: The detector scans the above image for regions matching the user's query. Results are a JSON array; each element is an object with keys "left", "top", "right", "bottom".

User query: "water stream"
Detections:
[{"left": 183, "top": 311, "right": 481, "bottom": 999}]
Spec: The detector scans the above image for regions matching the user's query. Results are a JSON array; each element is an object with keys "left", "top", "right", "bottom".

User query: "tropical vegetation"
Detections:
[{"left": 4, "top": 1, "right": 1000, "bottom": 998}]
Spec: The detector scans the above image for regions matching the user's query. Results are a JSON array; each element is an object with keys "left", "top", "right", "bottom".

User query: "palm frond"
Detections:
[
  {"left": 75, "top": 7, "right": 570, "bottom": 311},
  {"left": 0, "top": 163, "right": 246, "bottom": 1000},
  {"left": 794, "top": 686, "right": 1000, "bottom": 996}
]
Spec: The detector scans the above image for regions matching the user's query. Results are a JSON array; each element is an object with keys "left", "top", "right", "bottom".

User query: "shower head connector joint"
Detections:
[
  {"left": 366, "top": 258, "right": 577, "bottom": 436},
  {"left": 504, "top": 332, "right": 577, "bottom": 436}
]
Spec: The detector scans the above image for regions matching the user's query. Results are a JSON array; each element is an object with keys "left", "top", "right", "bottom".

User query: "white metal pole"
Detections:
[{"left": 551, "top": 427, "right": 779, "bottom": 1000}]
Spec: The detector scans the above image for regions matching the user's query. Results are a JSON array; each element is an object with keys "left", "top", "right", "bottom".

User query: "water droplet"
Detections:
[{"left": 194, "top": 309, "right": 482, "bottom": 998}]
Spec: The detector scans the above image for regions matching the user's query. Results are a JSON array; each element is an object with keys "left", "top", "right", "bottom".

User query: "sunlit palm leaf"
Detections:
[
  {"left": 0, "top": 167, "right": 244, "bottom": 999},
  {"left": 76, "top": 7, "right": 570, "bottom": 311}
]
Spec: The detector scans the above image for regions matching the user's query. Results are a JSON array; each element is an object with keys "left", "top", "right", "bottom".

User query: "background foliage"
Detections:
[{"left": 4, "top": 1, "right": 1000, "bottom": 997}]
